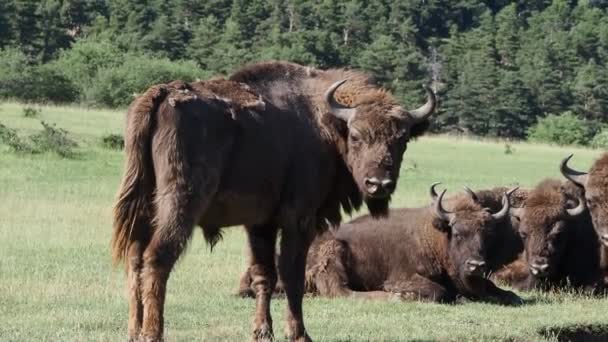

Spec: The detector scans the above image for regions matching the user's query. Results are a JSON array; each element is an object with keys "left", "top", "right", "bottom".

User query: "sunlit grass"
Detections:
[{"left": 1, "top": 102, "right": 606, "bottom": 341}]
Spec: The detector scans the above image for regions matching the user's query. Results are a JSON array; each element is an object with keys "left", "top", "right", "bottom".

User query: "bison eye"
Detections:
[
  {"left": 349, "top": 131, "right": 363, "bottom": 144},
  {"left": 519, "top": 231, "right": 528, "bottom": 240}
]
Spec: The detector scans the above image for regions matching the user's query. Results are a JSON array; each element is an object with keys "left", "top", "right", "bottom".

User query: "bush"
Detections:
[
  {"left": 0, "top": 48, "right": 78, "bottom": 103},
  {"left": 30, "top": 121, "right": 78, "bottom": 158},
  {"left": 86, "top": 55, "right": 207, "bottom": 107},
  {"left": 0, "top": 123, "right": 36, "bottom": 153},
  {"left": 23, "top": 106, "right": 41, "bottom": 118},
  {"left": 527, "top": 111, "right": 594, "bottom": 146},
  {"left": 52, "top": 36, "right": 125, "bottom": 103},
  {"left": 101, "top": 134, "right": 124, "bottom": 150},
  {"left": 591, "top": 130, "right": 608, "bottom": 149}
]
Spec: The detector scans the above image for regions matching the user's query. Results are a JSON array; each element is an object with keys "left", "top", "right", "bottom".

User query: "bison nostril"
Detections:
[
  {"left": 381, "top": 179, "right": 395, "bottom": 191},
  {"left": 466, "top": 259, "right": 485, "bottom": 272}
]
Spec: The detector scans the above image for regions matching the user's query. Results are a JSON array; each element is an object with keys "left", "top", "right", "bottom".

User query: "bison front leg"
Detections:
[
  {"left": 246, "top": 224, "right": 279, "bottom": 342},
  {"left": 481, "top": 279, "right": 523, "bottom": 306},
  {"left": 382, "top": 274, "right": 451, "bottom": 303},
  {"left": 279, "top": 225, "right": 315, "bottom": 342}
]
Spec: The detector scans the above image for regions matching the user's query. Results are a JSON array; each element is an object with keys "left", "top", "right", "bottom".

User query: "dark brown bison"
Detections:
[
  {"left": 503, "top": 179, "right": 601, "bottom": 290},
  {"left": 240, "top": 185, "right": 522, "bottom": 305},
  {"left": 561, "top": 153, "right": 608, "bottom": 282},
  {"left": 112, "top": 62, "right": 435, "bottom": 342}
]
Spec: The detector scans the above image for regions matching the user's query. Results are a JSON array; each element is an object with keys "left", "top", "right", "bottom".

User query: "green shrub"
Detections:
[
  {"left": 0, "top": 48, "right": 78, "bottom": 103},
  {"left": 591, "top": 130, "right": 608, "bottom": 149},
  {"left": 30, "top": 121, "right": 77, "bottom": 158},
  {"left": 23, "top": 106, "right": 41, "bottom": 118},
  {"left": 101, "top": 134, "right": 124, "bottom": 150},
  {"left": 86, "top": 56, "right": 207, "bottom": 107},
  {"left": 527, "top": 111, "right": 594, "bottom": 146},
  {"left": 52, "top": 36, "right": 125, "bottom": 103},
  {"left": 0, "top": 123, "right": 36, "bottom": 153}
]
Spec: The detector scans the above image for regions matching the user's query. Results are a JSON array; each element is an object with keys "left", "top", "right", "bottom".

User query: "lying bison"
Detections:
[
  {"left": 112, "top": 62, "right": 435, "bottom": 342},
  {"left": 497, "top": 179, "right": 601, "bottom": 290},
  {"left": 561, "top": 153, "right": 608, "bottom": 282},
  {"left": 240, "top": 185, "right": 522, "bottom": 305}
]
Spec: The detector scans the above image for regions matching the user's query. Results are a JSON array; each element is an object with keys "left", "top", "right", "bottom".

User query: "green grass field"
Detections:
[{"left": 1, "top": 102, "right": 607, "bottom": 341}]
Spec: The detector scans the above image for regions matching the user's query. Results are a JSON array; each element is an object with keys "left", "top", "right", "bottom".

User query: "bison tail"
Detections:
[{"left": 111, "top": 85, "right": 168, "bottom": 266}]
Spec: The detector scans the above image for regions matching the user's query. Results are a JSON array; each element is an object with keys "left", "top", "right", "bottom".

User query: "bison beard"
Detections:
[{"left": 365, "top": 197, "right": 390, "bottom": 218}]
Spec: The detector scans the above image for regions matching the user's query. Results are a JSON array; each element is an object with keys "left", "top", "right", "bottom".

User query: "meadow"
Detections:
[{"left": 1, "top": 102, "right": 607, "bottom": 341}]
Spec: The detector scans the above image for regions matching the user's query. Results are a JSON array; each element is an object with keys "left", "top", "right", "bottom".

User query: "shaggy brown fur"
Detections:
[
  {"left": 239, "top": 188, "right": 523, "bottom": 305},
  {"left": 562, "top": 153, "right": 608, "bottom": 285},
  {"left": 112, "top": 62, "right": 435, "bottom": 342},
  {"left": 497, "top": 179, "right": 601, "bottom": 291}
]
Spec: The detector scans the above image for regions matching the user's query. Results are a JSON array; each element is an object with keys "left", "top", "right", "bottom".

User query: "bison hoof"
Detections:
[
  {"left": 252, "top": 323, "right": 274, "bottom": 342},
  {"left": 235, "top": 287, "right": 255, "bottom": 298},
  {"left": 286, "top": 333, "right": 312, "bottom": 342},
  {"left": 127, "top": 334, "right": 141, "bottom": 342},
  {"left": 499, "top": 290, "right": 524, "bottom": 306}
]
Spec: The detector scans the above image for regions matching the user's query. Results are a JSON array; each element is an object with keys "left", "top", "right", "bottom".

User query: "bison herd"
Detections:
[{"left": 111, "top": 61, "right": 608, "bottom": 341}]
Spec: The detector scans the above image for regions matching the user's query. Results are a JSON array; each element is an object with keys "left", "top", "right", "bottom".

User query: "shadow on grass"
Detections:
[{"left": 539, "top": 324, "right": 608, "bottom": 342}]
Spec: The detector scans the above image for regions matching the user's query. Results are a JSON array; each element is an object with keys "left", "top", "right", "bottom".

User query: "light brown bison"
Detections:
[
  {"left": 112, "top": 62, "right": 435, "bottom": 342},
  {"left": 501, "top": 179, "right": 601, "bottom": 290},
  {"left": 239, "top": 185, "right": 522, "bottom": 305},
  {"left": 561, "top": 153, "right": 608, "bottom": 282}
]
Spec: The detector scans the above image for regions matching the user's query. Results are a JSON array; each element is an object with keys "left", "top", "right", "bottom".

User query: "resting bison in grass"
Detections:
[
  {"left": 499, "top": 179, "right": 601, "bottom": 290},
  {"left": 240, "top": 185, "right": 522, "bottom": 305},
  {"left": 562, "top": 153, "right": 608, "bottom": 283},
  {"left": 112, "top": 62, "right": 435, "bottom": 342}
]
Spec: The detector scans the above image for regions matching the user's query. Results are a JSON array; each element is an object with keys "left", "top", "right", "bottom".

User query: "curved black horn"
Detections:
[
  {"left": 463, "top": 186, "right": 479, "bottom": 203},
  {"left": 560, "top": 154, "right": 588, "bottom": 187},
  {"left": 492, "top": 192, "right": 511, "bottom": 221},
  {"left": 434, "top": 189, "right": 455, "bottom": 222},
  {"left": 324, "top": 79, "right": 356, "bottom": 122},
  {"left": 429, "top": 182, "right": 442, "bottom": 201},
  {"left": 408, "top": 85, "right": 436, "bottom": 123},
  {"left": 566, "top": 195, "right": 586, "bottom": 217}
]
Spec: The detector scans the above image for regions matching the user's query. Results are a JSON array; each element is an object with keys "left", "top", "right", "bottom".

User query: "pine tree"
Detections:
[
  {"left": 13, "top": 0, "right": 44, "bottom": 61},
  {"left": 0, "top": 0, "right": 14, "bottom": 48},
  {"left": 573, "top": 59, "right": 608, "bottom": 123}
]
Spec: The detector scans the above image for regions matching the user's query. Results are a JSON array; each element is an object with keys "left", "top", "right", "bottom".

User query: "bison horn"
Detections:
[
  {"left": 407, "top": 85, "right": 437, "bottom": 123},
  {"left": 463, "top": 186, "right": 479, "bottom": 203},
  {"left": 492, "top": 192, "right": 511, "bottom": 221},
  {"left": 429, "top": 182, "right": 442, "bottom": 201},
  {"left": 560, "top": 154, "right": 588, "bottom": 187},
  {"left": 566, "top": 196, "right": 586, "bottom": 217},
  {"left": 434, "top": 189, "right": 455, "bottom": 222},
  {"left": 325, "top": 79, "right": 356, "bottom": 122}
]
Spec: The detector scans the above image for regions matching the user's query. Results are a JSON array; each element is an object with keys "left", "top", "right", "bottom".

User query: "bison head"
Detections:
[
  {"left": 325, "top": 80, "right": 436, "bottom": 216},
  {"left": 561, "top": 154, "right": 608, "bottom": 247},
  {"left": 512, "top": 180, "right": 586, "bottom": 278},
  {"left": 432, "top": 187, "right": 511, "bottom": 281}
]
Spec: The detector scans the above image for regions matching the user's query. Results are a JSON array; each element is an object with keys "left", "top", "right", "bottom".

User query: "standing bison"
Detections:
[
  {"left": 502, "top": 179, "right": 600, "bottom": 290},
  {"left": 239, "top": 185, "right": 522, "bottom": 305},
  {"left": 112, "top": 62, "right": 435, "bottom": 342}
]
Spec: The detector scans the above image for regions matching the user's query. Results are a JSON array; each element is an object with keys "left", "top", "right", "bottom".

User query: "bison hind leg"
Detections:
[{"left": 306, "top": 238, "right": 352, "bottom": 297}]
